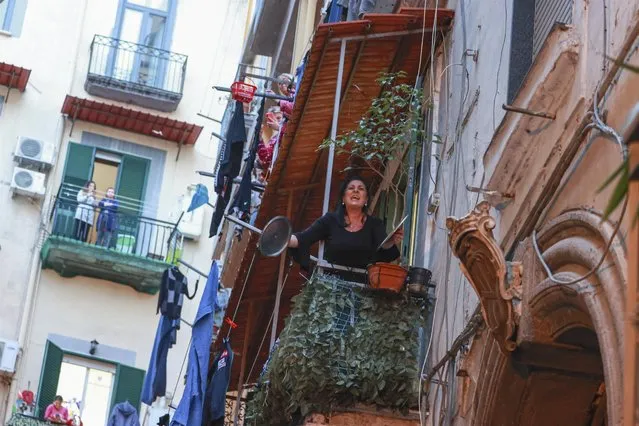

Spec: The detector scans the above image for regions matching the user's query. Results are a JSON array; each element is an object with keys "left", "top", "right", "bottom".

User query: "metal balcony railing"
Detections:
[
  {"left": 49, "top": 185, "right": 182, "bottom": 263},
  {"left": 86, "top": 34, "right": 187, "bottom": 107}
]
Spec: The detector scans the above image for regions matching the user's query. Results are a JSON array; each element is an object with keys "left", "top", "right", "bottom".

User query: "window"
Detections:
[
  {"left": 0, "top": 0, "right": 27, "bottom": 36},
  {"left": 36, "top": 340, "right": 145, "bottom": 424},
  {"left": 508, "top": 0, "right": 573, "bottom": 102},
  {"left": 110, "top": 0, "right": 177, "bottom": 87}
]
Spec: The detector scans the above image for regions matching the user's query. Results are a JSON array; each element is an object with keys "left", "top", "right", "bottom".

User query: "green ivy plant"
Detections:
[
  {"left": 245, "top": 274, "right": 427, "bottom": 426},
  {"left": 318, "top": 71, "right": 424, "bottom": 227}
]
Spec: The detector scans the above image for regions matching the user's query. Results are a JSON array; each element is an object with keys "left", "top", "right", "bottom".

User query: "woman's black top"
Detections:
[{"left": 291, "top": 212, "right": 400, "bottom": 273}]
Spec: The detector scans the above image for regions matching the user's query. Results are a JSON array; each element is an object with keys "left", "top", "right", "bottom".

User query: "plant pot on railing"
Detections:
[{"left": 367, "top": 263, "right": 408, "bottom": 292}]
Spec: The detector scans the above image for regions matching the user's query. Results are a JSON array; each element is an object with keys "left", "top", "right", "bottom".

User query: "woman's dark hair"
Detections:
[
  {"left": 82, "top": 181, "right": 96, "bottom": 190},
  {"left": 334, "top": 175, "right": 369, "bottom": 227},
  {"left": 54, "top": 395, "right": 63, "bottom": 402}
]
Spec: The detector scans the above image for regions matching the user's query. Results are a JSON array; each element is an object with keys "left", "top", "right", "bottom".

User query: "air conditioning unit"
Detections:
[
  {"left": 14, "top": 136, "right": 56, "bottom": 170},
  {"left": 0, "top": 338, "right": 19, "bottom": 375},
  {"left": 10, "top": 167, "right": 46, "bottom": 199},
  {"left": 178, "top": 184, "right": 204, "bottom": 240}
]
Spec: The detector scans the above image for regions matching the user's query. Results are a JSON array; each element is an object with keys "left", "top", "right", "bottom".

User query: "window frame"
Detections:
[
  {"left": 37, "top": 339, "right": 145, "bottom": 419},
  {"left": 112, "top": 0, "right": 176, "bottom": 50},
  {"left": 0, "top": 0, "right": 16, "bottom": 32}
]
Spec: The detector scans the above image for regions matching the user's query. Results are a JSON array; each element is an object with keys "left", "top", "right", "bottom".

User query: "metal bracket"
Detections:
[{"left": 502, "top": 104, "right": 556, "bottom": 120}]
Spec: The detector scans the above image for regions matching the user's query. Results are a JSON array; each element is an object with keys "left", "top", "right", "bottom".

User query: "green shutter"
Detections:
[
  {"left": 62, "top": 142, "right": 95, "bottom": 190},
  {"left": 36, "top": 341, "right": 64, "bottom": 417},
  {"left": 110, "top": 364, "right": 146, "bottom": 413},
  {"left": 54, "top": 143, "right": 95, "bottom": 237},
  {"left": 116, "top": 155, "right": 149, "bottom": 216}
]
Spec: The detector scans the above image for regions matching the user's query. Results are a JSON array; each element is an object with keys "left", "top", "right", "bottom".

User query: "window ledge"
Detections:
[{"left": 0, "top": 30, "right": 12, "bottom": 37}]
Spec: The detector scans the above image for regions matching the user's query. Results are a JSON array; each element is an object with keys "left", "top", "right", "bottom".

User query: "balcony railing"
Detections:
[
  {"left": 246, "top": 274, "right": 425, "bottom": 425},
  {"left": 40, "top": 186, "right": 182, "bottom": 294},
  {"left": 85, "top": 35, "right": 187, "bottom": 112}
]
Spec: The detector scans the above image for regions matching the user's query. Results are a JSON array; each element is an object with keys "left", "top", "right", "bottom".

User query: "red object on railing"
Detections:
[
  {"left": 224, "top": 316, "right": 238, "bottom": 329},
  {"left": 231, "top": 81, "right": 257, "bottom": 103}
]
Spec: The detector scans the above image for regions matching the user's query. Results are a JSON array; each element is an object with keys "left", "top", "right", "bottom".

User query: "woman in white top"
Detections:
[{"left": 74, "top": 180, "right": 96, "bottom": 242}]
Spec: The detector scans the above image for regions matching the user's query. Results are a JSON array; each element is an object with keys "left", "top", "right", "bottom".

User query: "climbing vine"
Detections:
[{"left": 245, "top": 274, "right": 427, "bottom": 425}]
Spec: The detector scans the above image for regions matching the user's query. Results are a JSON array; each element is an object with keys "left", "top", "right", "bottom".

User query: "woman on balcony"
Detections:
[
  {"left": 256, "top": 106, "right": 283, "bottom": 172},
  {"left": 96, "top": 187, "right": 119, "bottom": 248},
  {"left": 288, "top": 175, "right": 403, "bottom": 282},
  {"left": 74, "top": 181, "right": 96, "bottom": 242}
]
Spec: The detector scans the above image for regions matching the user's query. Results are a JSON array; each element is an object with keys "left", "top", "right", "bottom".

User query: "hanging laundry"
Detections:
[
  {"left": 188, "top": 184, "right": 209, "bottom": 212},
  {"left": 142, "top": 267, "right": 188, "bottom": 405},
  {"left": 107, "top": 401, "right": 140, "bottom": 426},
  {"left": 232, "top": 98, "right": 266, "bottom": 214},
  {"left": 209, "top": 183, "right": 231, "bottom": 238},
  {"left": 215, "top": 101, "right": 247, "bottom": 194},
  {"left": 170, "top": 263, "right": 220, "bottom": 426},
  {"left": 346, "top": 0, "right": 377, "bottom": 21},
  {"left": 141, "top": 315, "right": 178, "bottom": 405},
  {"left": 157, "top": 267, "right": 189, "bottom": 321},
  {"left": 202, "top": 338, "right": 234, "bottom": 426}
]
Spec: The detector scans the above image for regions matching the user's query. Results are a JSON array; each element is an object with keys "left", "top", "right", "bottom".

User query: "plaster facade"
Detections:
[
  {"left": 0, "top": 0, "right": 250, "bottom": 423},
  {"left": 425, "top": 0, "right": 636, "bottom": 424}
]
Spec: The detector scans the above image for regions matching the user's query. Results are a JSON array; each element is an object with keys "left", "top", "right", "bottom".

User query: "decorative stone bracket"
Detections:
[{"left": 446, "top": 202, "right": 522, "bottom": 353}]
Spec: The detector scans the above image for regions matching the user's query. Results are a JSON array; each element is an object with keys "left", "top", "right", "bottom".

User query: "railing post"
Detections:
[{"left": 318, "top": 39, "right": 347, "bottom": 263}]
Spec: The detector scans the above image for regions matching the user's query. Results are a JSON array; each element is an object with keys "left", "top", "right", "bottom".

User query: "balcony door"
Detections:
[{"left": 111, "top": 0, "right": 176, "bottom": 90}]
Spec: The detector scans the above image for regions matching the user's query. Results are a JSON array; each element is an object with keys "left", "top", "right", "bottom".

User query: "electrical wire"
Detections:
[
  {"left": 492, "top": 0, "right": 508, "bottom": 132},
  {"left": 226, "top": 252, "right": 258, "bottom": 339},
  {"left": 531, "top": 89, "right": 628, "bottom": 286}
]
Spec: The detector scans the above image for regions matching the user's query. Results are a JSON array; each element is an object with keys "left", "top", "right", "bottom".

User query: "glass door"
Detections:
[{"left": 111, "top": 0, "right": 171, "bottom": 89}]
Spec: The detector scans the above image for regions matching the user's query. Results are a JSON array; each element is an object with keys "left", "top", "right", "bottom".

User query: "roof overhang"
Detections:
[
  {"left": 0, "top": 62, "right": 32, "bottom": 95},
  {"left": 61, "top": 95, "right": 203, "bottom": 147},
  {"left": 215, "top": 8, "right": 455, "bottom": 388}
]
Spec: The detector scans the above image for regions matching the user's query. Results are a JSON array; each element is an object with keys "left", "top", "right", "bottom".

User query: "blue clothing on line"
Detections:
[
  {"left": 107, "top": 401, "right": 141, "bottom": 426},
  {"left": 170, "top": 262, "right": 220, "bottom": 426},
  {"left": 141, "top": 314, "right": 178, "bottom": 406}
]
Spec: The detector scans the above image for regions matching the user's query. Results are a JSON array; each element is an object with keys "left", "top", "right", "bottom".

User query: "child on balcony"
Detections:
[{"left": 96, "top": 187, "right": 119, "bottom": 248}]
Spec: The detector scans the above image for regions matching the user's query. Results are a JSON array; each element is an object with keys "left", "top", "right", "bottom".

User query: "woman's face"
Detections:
[
  {"left": 342, "top": 180, "right": 368, "bottom": 210},
  {"left": 106, "top": 188, "right": 115, "bottom": 198},
  {"left": 267, "top": 111, "right": 283, "bottom": 130},
  {"left": 54, "top": 400, "right": 62, "bottom": 409},
  {"left": 88, "top": 182, "right": 96, "bottom": 192}
]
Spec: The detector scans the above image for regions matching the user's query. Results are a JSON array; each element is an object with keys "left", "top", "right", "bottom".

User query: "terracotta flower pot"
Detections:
[{"left": 367, "top": 262, "right": 408, "bottom": 292}]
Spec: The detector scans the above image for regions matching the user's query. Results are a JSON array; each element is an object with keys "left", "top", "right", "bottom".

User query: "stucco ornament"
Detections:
[{"left": 446, "top": 201, "right": 522, "bottom": 353}]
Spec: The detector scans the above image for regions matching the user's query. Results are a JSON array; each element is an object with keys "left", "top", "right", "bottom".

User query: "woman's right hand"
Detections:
[{"left": 288, "top": 235, "right": 298, "bottom": 248}]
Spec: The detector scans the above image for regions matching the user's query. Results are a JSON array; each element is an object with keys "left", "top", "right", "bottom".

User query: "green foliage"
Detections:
[
  {"left": 318, "top": 71, "right": 423, "bottom": 166},
  {"left": 245, "top": 275, "right": 427, "bottom": 426}
]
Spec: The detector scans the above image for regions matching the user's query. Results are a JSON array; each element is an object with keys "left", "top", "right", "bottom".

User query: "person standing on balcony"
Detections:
[
  {"left": 265, "top": 73, "right": 295, "bottom": 175},
  {"left": 44, "top": 395, "right": 69, "bottom": 423},
  {"left": 256, "top": 106, "right": 283, "bottom": 171},
  {"left": 96, "top": 187, "right": 119, "bottom": 248},
  {"left": 288, "top": 175, "right": 403, "bottom": 282},
  {"left": 74, "top": 181, "right": 96, "bottom": 242}
]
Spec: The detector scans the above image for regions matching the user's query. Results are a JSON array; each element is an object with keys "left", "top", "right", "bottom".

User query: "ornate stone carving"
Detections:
[{"left": 446, "top": 202, "right": 522, "bottom": 353}]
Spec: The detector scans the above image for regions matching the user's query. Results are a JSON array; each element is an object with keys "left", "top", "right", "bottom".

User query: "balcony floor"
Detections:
[{"left": 41, "top": 235, "right": 170, "bottom": 294}]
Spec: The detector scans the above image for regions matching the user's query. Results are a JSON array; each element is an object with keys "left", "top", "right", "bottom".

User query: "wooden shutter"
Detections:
[
  {"left": 116, "top": 154, "right": 150, "bottom": 216},
  {"left": 110, "top": 364, "right": 146, "bottom": 413},
  {"left": 36, "top": 341, "right": 64, "bottom": 417}
]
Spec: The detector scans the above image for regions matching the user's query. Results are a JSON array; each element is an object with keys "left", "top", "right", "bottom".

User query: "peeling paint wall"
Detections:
[{"left": 424, "top": 0, "right": 638, "bottom": 424}]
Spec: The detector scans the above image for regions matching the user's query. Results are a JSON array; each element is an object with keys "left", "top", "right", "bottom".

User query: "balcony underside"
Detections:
[
  {"left": 41, "top": 235, "right": 169, "bottom": 294},
  {"left": 85, "top": 75, "right": 182, "bottom": 112}
]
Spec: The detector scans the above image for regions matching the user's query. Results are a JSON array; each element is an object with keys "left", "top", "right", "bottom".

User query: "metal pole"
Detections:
[
  {"left": 213, "top": 86, "right": 293, "bottom": 102},
  {"left": 271, "top": 0, "right": 297, "bottom": 75},
  {"left": 233, "top": 302, "right": 254, "bottom": 425},
  {"left": 224, "top": 214, "right": 263, "bottom": 234},
  {"left": 318, "top": 39, "right": 347, "bottom": 263},
  {"left": 270, "top": 193, "right": 294, "bottom": 349}
]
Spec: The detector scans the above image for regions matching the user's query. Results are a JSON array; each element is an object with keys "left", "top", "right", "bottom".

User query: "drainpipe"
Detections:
[{"left": 5, "top": 1, "right": 89, "bottom": 421}]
